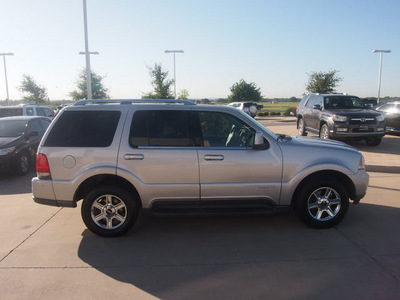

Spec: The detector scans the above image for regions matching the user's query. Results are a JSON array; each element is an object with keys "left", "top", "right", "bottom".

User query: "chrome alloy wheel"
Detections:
[
  {"left": 90, "top": 194, "right": 127, "bottom": 230},
  {"left": 307, "top": 187, "right": 341, "bottom": 221}
]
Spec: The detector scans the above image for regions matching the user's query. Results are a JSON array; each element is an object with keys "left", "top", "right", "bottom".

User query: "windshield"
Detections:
[
  {"left": 236, "top": 109, "right": 278, "bottom": 140},
  {"left": 0, "top": 119, "right": 27, "bottom": 137},
  {"left": 324, "top": 96, "right": 365, "bottom": 109}
]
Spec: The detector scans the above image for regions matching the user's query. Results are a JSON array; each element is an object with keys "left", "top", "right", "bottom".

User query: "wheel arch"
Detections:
[
  {"left": 74, "top": 174, "right": 142, "bottom": 208},
  {"left": 290, "top": 170, "right": 356, "bottom": 208}
]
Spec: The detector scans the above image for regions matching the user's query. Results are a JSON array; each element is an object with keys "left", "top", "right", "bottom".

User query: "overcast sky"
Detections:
[{"left": 1, "top": 0, "right": 399, "bottom": 101}]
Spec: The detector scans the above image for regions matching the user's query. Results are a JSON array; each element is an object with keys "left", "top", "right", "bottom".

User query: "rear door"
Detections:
[{"left": 117, "top": 108, "right": 200, "bottom": 207}]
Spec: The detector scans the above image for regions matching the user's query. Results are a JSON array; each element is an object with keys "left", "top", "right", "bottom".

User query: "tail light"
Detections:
[{"left": 36, "top": 153, "right": 52, "bottom": 179}]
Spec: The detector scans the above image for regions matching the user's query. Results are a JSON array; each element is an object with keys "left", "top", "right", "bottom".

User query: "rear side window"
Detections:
[
  {"left": 0, "top": 108, "right": 23, "bottom": 117},
  {"left": 44, "top": 111, "right": 120, "bottom": 147},
  {"left": 130, "top": 110, "right": 194, "bottom": 147}
]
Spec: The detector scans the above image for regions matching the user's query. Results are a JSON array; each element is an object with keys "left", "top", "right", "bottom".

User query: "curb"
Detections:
[{"left": 366, "top": 165, "right": 400, "bottom": 174}]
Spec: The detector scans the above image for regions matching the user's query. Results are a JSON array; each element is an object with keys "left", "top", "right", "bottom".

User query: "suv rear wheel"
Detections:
[
  {"left": 298, "top": 118, "right": 307, "bottom": 136},
  {"left": 295, "top": 178, "right": 349, "bottom": 228},
  {"left": 81, "top": 186, "right": 139, "bottom": 237}
]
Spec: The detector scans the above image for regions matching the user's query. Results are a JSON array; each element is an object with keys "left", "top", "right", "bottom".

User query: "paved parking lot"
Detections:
[{"left": 1, "top": 117, "right": 400, "bottom": 299}]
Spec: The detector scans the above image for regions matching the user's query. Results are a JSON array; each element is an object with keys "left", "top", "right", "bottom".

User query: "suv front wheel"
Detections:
[
  {"left": 365, "top": 137, "right": 382, "bottom": 146},
  {"left": 295, "top": 178, "right": 349, "bottom": 228},
  {"left": 81, "top": 186, "right": 139, "bottom": 237}
]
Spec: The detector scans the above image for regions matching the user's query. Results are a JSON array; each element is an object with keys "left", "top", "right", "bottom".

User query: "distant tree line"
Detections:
[{"left": 7, "top": 67, "right": 399, "bottom": 105}]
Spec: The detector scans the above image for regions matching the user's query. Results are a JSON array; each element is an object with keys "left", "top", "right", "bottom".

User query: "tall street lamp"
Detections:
[
  {"left": 0, "top": 52, "right": 14, "bottom": 106},
  {"left": 372, "top": 49, "right": 391, "bottom": 104},
  {"left": 165, "top": 50, "right": 184, "bottom": 98},
  {"left": 80, "top": 0, "right": 99, "bottom": 100}
]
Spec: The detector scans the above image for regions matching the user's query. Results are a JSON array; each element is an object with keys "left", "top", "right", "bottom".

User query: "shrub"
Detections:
[{"left": 283, "top": 107, "right": 297, "bottom": 116}]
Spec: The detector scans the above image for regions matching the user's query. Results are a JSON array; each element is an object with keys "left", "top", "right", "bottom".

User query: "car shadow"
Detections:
[
  {"left": 77, "top": 204, "right": 400, "bottom": 299},
  {"left": 0, "top": 169, "right": 36, "bottom": 195}
]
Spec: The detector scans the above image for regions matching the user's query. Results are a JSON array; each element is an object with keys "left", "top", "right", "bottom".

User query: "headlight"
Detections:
[
  {"left": 332, "top": 115, "right": 347, "bottom": 122},
  {"left": 376, "top": 114, "right": 385, "bottom": 122},
  {"left": 0, "top": 146, "right": 16, "bottom": 156}
]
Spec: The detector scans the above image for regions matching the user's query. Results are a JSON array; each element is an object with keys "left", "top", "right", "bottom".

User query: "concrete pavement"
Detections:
[{"left": 1, "top": 171, "right": 400, "bottom": 299}]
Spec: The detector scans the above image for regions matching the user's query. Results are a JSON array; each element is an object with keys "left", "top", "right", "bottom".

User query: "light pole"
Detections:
[
  {"left": 80, "top": 0, "right": 99, "bottom": 100},
  {"left": 372, "top": 49, "right": 391, "bottom": 104},
  {"left": 165, "top": 50, "right": 184, "bottom": 98},
  {"left": 0, "top": 52, "right": 14, "bottom": 106}
]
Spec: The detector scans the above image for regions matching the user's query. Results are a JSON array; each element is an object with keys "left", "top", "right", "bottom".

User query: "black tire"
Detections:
[
  {"left": 14, "top": 152, "right": 30, "bottom": 176},
  {"left": 365, "top": 137, "right": 382, "bottom": 146},
  {"left": 319, "top": 124, "right": 330, "bottom": 139},
  {"left": 295, "top": 178, "right": 349, "bottom": 228},
  {"left": 81, "top": 185, "right": 139, "bottom": 237},
  {"left": 298, "top": 118, "right": 307, "bottom": 136}
]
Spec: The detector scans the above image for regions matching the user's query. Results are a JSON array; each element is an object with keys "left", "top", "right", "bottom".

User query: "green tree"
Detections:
[
  {"left": 142, "top": 63, "right": 174, "bottom": 99},
  {"left": 228, "top": 79, "right": 262, "bottom": 103},
  {"left": 69, "top": 69, "right": 110, "bottom": 101},
  {"left": 18, "top": 75, "right": 48, "bottom": 104},
  {"left": 305, "top": 70, "right": 342, "bottom": 94},
  {"left": 178, "top": 89, "right": 189, "bottom": 100}
]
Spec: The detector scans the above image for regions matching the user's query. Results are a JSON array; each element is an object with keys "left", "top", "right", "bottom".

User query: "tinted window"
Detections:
[
  {"left": 37, "top": 107, "right": 54, "bottom": 117},
  {"left": 199, "top": 111, "right": 255, "bottom": 148},
  {"left": 130, "top": 110, "right": 194, "bottom": 147},
  {"left": 0, "top": 108, "right": 23, "bottom": 117},
  {"left": 39, "top": 119, "right": 51, "bottom": 130},
  {"left": 28, "top": 119, "right": 42, "bottom": 133},
  {"left": 305, "top": 95, "right": 316, "bottom": 108},
  {"left": 26, "top": 107, "right": 34, "bottom": 116},
  {"left": 0, "top": 119, "right": 28, "bottom": 137},
  {"left": 44, "top": 111, "right": 120, "bottom": 147},
  {"left": 324, "top": 96, "right": 365, "bottom": 109}
]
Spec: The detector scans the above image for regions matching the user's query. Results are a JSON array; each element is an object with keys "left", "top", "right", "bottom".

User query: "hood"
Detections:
[
  {"left": 0, "top": 136, "right": 20, "bottom": 148},
  {"left": 284, "top": 135, "right": 357, "bottom": 152},
  {"left": 324, "top": 108, "right": 381, "bottom": 118}
]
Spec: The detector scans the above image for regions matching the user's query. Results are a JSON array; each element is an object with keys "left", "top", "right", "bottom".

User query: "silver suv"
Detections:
[{"left": 32, "top": 99, "right": 369, "bottom": 237}]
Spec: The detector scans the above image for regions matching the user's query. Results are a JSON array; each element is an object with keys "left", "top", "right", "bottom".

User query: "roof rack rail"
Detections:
[{"left": 74, "top": 99, "right": 196, "bottom": 106}]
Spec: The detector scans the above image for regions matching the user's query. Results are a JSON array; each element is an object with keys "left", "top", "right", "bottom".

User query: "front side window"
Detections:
[
  {"left": 199, "top": 111, "right": 255, "bottom": 148},
  {"left": 44, "top": 111, "right": 120, "bottom": 147},
  {"left": 130, "top": 110, "right": 194, "bottom": 147}
]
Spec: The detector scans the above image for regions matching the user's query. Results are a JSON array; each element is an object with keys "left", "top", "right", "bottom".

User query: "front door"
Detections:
[{"left": 196, "top": 111, "right": 283, "bottom": 204}]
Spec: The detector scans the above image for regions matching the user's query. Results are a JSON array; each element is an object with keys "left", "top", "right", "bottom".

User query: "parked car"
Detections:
[
  {"left": 32, "top": 99, "right": 368, "bottom": 237},
  {"left": 228, "top": 102, "right": 262, "bottom": 117},
  {"left": 0, "top": 104, "right": 54, "bottom": 119},
  {"left": 296, "top": 93, "right": 386, "bottom": 146},
  {"left": 0, "top": 116, "right": 51, "bottom": 175},
  {"left": 361, "top": 98, "right": 378, "bottom": 108},
  {"left": 374, "top": 101, "right": 400, "bottom": 135}
]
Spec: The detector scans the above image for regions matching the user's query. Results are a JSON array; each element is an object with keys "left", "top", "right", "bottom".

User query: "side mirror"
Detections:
[
  {"left": 253, "top": 131, "right": 269, "bottom": 150},
  {"left": 365, "top": 104, "right": 372, "bottom": 109},
  {"left": 313, "top": 104, "right": 321, "bottom": 110}
]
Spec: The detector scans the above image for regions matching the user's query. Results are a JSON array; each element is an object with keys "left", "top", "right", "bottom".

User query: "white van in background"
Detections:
[{"left": 0, "top": 104, "right": 54, "bottom": 119}]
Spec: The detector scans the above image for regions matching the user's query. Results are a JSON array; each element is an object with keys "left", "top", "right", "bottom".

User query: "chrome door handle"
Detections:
[
  {"left": 124, "top": 154, "right": 144, "bottom": 160},
  {"left": 204, "top": 154, "right": 224, "bottom": 161}
]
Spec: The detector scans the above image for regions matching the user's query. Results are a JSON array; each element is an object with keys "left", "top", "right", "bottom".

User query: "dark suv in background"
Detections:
[{"left": 296, "top": 93, "right": 386, "bottom": 146}]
